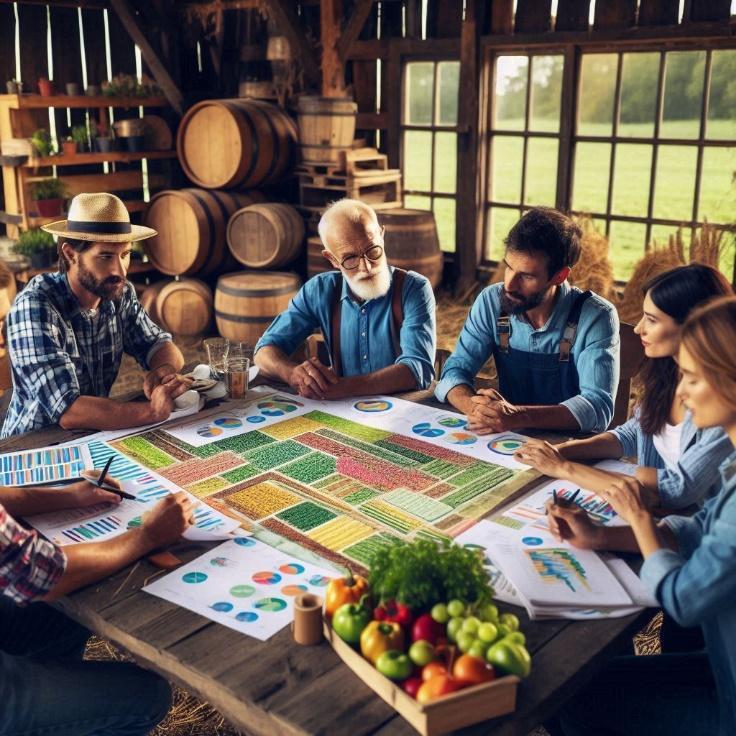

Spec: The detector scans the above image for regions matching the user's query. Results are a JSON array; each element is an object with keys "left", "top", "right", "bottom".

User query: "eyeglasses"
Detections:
[{"left": 340, "top": 244, "right": 384, "bottom": 270}]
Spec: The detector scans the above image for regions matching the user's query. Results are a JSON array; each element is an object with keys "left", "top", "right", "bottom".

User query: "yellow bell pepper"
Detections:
[
  {"left": 360, "top": 620, "right": 405, "bottom": 665},
  {"left": 325, "top": 572, "right": 369, "bottom": 618}
]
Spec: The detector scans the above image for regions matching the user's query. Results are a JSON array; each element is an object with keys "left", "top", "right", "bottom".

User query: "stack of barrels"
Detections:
[{"left": 142, "top": 98, "right": 303, "bottom": 343}]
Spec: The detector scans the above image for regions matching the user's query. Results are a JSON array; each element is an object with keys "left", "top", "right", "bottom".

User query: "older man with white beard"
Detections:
[{"left": 254, "top": 199, "right": 436, "bottom": 400}]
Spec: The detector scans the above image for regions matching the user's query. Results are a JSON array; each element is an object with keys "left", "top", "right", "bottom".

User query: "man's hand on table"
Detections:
[
  {"left": 66, "top": 478, "right": 123, "bottom": 508},
  {"left": 141, "top": 491, "right": 196, "bottom": 548},
  {"left": 465, "top": 388, "right": 525, "bottom": 434},
  {"left": 148, "top": 380, "right": 188, "bottom": 423},
  {"left": 514, "top": 438, "right": 571, "bottom": 477},
  {"left": 143, "top": 364, "right": 191, "bottom": 400},
  {"left": 288, "top": 357, "right": 338, "bottom": 399}
]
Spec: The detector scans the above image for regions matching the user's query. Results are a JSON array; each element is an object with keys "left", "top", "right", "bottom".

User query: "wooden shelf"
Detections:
[
  {"left": 24, "top": 150, "right": 177, "bottom": 167},
  {"left": 0, "top": 94, "right": 168, "bottom": 109}
]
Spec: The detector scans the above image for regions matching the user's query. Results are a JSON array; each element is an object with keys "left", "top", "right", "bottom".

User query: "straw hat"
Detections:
[{"left": 42, "top": 192, "right": 157, "bottom": 242}]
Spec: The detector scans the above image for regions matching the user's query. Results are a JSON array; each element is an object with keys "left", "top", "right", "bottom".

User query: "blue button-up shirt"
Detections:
[
  {"left": 255, "top": 268, "right": 436, "bottom": 387},
  {"left": 641, "top": 449, "right": 736, "bottom": 735},
  {"left": 2, "top": 272, "right": 172, "bottom": 438},
  {"left": 435, "top": 281, "right": 619, "bottom": 432}
]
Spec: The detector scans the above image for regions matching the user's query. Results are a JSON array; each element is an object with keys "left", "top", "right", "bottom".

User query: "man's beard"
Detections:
[
  {"left": 346, "top": 264, "right": 392, "bottom": 302},
  {"left": 500, "top": 287, "right": 546, "bottom": 315},
  {"left": 78, "top": 263, "right": 125, "bottom": 301}
]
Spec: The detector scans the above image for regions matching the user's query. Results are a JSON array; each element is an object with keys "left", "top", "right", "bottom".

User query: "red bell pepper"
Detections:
[{"left": 373, "top": 599, "right": 414, "bottom": 627}]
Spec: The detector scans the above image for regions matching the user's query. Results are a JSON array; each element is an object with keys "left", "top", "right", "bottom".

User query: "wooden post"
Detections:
[
  {"left": 454, "top": 0, "right": 485, "bottom": 296},
  {"left": 337, "top": 0, "right": 376, "bottom": 63},
  {"left": 321, "top": 0, "right": 345, "bottom": 96},
  {"left": 267, "top": 0, "right": 320, "bottom": 91}
]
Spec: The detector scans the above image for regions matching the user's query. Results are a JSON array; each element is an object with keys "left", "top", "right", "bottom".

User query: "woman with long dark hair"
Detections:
[{"left": 515, "top": 263, "right": 733, "bottom": 509}]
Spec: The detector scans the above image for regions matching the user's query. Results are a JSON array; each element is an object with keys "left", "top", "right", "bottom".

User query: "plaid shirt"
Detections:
[
  {"left": 0, "top": 502, "right": 66, "bottom": 604},
  {"left": 2, "top": 272, "right": 171, "bottom": 438}
]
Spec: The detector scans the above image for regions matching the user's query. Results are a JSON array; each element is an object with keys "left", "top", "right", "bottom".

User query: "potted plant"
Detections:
[
  {"left": 90, "top": 120, "right": 112, "bottom": 153},
  {"left": 65, "top": 82, "right": 80, "bottom": 96},
  {"left": 30, "top": 129, "right": 53, "bottom": 158},
  {"left": 62, "top": 137, "right": 77, "bottom": 156},
  {"left": 71, "top": 124, "right": 88, "bottom": 153},
  {"left": 6, "top": 79, "right": 21, "bottom": 94},
  {"left": 30, "top": 178, "right": 67, "bottom": 218},
  {"left": 85, "top": 83, "right": 100, "bottom": 96},
  {"left": 12, "top": 229, "right": 57, "bottom": 269},
  {"left": 38, "top": 77, "right": 53, "bottom": 97}
]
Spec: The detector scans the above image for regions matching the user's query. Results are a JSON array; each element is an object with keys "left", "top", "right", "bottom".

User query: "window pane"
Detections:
[
  {"left": 529, "top": 55, "right": 563, "bottom": 133},
  {"left": 433, "top": 198, "right": 456, "bottom": 252},
  {"left": 609, "top": 221, "right": 647, "bottom": 280},
  {"left": 611, "top": 144, "right": 652, "bottom": 217},
  {"left": 490, "top": 136, "right": 524, "bottom": 204},
  {"left": 485, "top": 207, "right": 520, "bottom": 261},
  {"left": 494, "top": 56, "right": 528, "bottom": 131},
  {"left": 653, "top": 145, "right": 698, "bottom": 221},
  {"left": 619, "top": 52, "right": 659, "bottom": 138},
  {"left": 661, "top": 51, "right": 706, "bottom": 140},
  {"left": 578, "top": 54, "right": 618, "bottom": 137},
  {"left": 524, "top": 138, "right": 558, "bottom": 206},
  {"left": 437, "top": 61, "right": 460, "bottom": 125},
  {"left": 405, "top": 195, "right": 431, "bottom": 211},
  {"left": 405, "top": 62, "right": 434, "bottom": 125},
  {"left": 699, "top": 146, "right": 736, "bottom": 224},
  {"left": 707, "top": 50, "right": 736, "bottom": 139},
  {"left": 403, "top": 130, "right": 433, "bottom": 190},
  {"left": 572, "top": 142, "right": 611, "bottom": 214},
  {"left": 650, "top": 224, "right": 681, "bottom": 247},
  {"left": 433, "top": 132, "right": 457, "bottom": 194}
]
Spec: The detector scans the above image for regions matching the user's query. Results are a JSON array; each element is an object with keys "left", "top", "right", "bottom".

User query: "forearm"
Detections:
[
  {"left": 148, "top": 341, "right": 184, "bottom": 373},
  {"left": 0, "top": 486, "right": 77, "bottom": 516},
  {"left": 254, "top": 345, "right": 297, "bottom": 384},
  {"left": 557, "top": 432, "right": 624, "bottom": 461},
  {"left": 330, "top": 364, "right": 417, "bottom": 399},
  {"left": 552, "top": 461, "right": 629, "bottom": 494},
  {"left": 59, "top": 395, "right": 161, "bottom": 430},
  {"left": 630, "top": 514, "right": 677, "bottom": 558},
  {"left": 515, "top": 404, "right": 580, "bottom": 431},
  {"left": 41, "top": 528, "right": 155, "bottom": 600},
  {"left": 446, "top": 384, "right": 475, "bottom": 415}
]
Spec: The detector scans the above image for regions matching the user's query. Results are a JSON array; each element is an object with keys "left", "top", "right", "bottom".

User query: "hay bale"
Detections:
[{"left": 569, "top": 217, "right": 615, "bottom": 300}]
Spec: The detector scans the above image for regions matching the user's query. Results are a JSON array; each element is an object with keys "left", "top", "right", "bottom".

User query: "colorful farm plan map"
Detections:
[{"left": 93, "top": 388, "right": 540, "bottom": 575}]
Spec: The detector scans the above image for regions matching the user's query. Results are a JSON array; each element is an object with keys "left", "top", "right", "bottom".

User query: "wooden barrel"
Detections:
[
  {"left": 177, "top": 99, "right": 297, "bottom": 189},
  {"left": 307, "top": 235, "right": 336, "bottom": 278},
  {"left": 143, "top": 188, "right": 265, "bottom": 276},
  {"left": 297, "top": 96, "right": 357, "bottom": 163},
  {"left": 227, "top": 203, "right": 305, "bottom": 269},
  {"left": 140, "top": 279, "right": 213, "bottom": 336},
  {"left": 379, "top": 209, "right": 444, "bottom": 289},
  {"left": 215, "top": 271, "right": 301, "bottom": 344}
]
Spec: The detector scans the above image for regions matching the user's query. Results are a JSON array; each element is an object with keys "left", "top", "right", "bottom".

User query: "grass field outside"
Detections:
[{"left": 402, "top": 119, "right": 736, "bottom": 280}]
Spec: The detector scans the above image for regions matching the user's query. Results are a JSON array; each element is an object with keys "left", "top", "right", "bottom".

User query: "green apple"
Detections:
[
  {"left": 499, "top": 613, "right": 520, "bottom": 632},
  {"left": 478, "top": 603, "right": 499, "bottom": 622},
  {"left": 408, "top": 640, "right": 435, "bottom": 667},
  {"left": 376, "top": 650, "right": 413, "bottom": 680},
  {"left": 456, "top": 631, "right": 476, "bottom": 653},
  {"left": 477, "top": 622, "right": 499, "bottom": 643},
  {"left": 430, "top": 603, "right": 449, "bottom": 624},
  {"left": 446, "top": 617, "right": 464, "bottom": 642},
  {"left": 461, "top": 616, "right": 481, "bottom": 635},
  {"left": 505, "top": 631, "right": 526, "bottom": 647},
  {"left": 447, "top": 599, "right": 466, "bottom": 618},
  {"left": 468, "top": 640, "right": 489, "bottom": 660}
]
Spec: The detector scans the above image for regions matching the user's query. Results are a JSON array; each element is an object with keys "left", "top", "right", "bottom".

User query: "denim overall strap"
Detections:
[{"left": 493, "top": 289, "right": 592, "bottom": 405}]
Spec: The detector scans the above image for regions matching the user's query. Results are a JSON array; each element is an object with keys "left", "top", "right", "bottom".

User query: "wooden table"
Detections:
[{"left": 0, "top": 390, "right": 654, "bottom": 736}]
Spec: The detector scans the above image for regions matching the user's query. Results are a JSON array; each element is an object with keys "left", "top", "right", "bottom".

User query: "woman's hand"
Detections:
[
  {"left": 515, "top": 439, "right": 571, "bottom": 479},
  {"left": 545, "top": 500, "right": 605, "bottom": 549},
  {"left": 599, "top": 477, "right": 651, "bottom": 526}
]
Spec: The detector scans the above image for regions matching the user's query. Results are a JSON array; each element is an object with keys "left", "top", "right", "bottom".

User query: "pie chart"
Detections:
[
  {"left": 235, "top": 611, "right": 259, "bottom": 623},
  {"left": 412, "top": 422, "right": 444, "bottom": 438},
  {"left": 213, "top": 417, "right": 242, "bottom": 429},
  {"left": 258, "top": 400, "right": 300, "bottom": 417},
  {"left": 182, "top": 572, "right": 208, "bottom": 584},
  {"left": 211, "top": 601, "right": 233, "bottom": 613},
  {"left": 246, "top": 415, "right": 266, "bottom": 423},
  {"left": 309, "top": 575, "right": 331, "bottom": 586},
  {"left": 438, "top": 416, "right": 467, "bottom": 428},
  {"left": 230, "top": 584, "right": 256, "bottom": 597},
  {"left": 488, "top": 436, "right": 525, "bottom": 455},
  {"left": 445, "top": 431, "right": 477, "bottom": 445},
  {"left": 279, "top": 563, "right": 305, "bottom": 575},
  {"left": 254, "top": 597, "right": 287, "bottom": 612},
  {"left": 252, "top": 571, "right": 281, "bottom": 585},
  {"left": 234, "top": 537, "right": 256, "bottom": 547},
  {"left": 196, "top": 425, "right": 223, "bottom": 438},
  {"left": 354, "top": 399, "right": 393, "bottom": 413},
  {"left": 281, "top": 584, "right": 308, "bottom": 596}
]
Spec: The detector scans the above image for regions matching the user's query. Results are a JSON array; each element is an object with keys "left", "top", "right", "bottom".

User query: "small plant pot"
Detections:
[
  {"left": 85, "top": 84, "right": 100, "bottom": 97},
  {"left": 38, "top": 78, "right": 53, "bottom": 97},
  {"left": 35, "top": 198, "right": 64, "bottom": 217},
  {"left": 95, "top": 137, "right": 113, "bottom": 153},
  {"left": 124, "top": 135, "right": 146, "bottom": 152},
  {"left": 6, "top": 81, "right": 19, "bottom": 94},
  {"left": 62, "top": 141, "right": 78, "bottom": 156},
  {"left": 65, "top": 82, "right": 81, "bottom": 96}
]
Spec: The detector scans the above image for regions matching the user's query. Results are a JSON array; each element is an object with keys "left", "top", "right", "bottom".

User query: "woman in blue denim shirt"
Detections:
[
  {"left": 516, "top": 264, "right": 733, "bottom": 510},
  {"left": 548, "top": 296, "right": 736, "bottom": 736}
]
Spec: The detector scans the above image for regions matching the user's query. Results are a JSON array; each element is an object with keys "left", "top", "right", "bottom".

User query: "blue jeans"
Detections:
[
  {"left": 0, "top": 598, "right": 172, "bottom": 736},
  {"left": 557, "top": 652, "right": 719, "bottom": 736}
]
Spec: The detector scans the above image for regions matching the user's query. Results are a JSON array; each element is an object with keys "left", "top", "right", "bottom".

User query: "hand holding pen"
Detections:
[{"left": 81, "top": 457, "right": 137, "bottom": 502}]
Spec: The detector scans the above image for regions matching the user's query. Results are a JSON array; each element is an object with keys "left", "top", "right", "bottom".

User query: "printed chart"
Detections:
[
  {"left": 144, "top": 536, "right": 335, "bottom": 640},
  {"left": 0, "top": 444, "right": 91, "bottom": 487}
]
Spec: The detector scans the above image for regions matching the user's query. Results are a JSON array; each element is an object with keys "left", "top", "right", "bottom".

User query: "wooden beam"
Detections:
[
  {"left": 109, "top": 0, "right": 184, "bottom": 115},
  {"left": 337, "top": 0, "right": 375, "bottom": 63},
  {"left": 490, "top": 0, "right": 514, "bottom": 34},
  {"left": 637, "top": 0, "right": 679, "bottom": 26},
  {"left": 266, "top": 0, "right": 320, "bottom": 91},
  {"left": 554, "top": 0, "right": 590, "bottom": 31},
  {"left": 515, "top": 0, "right": 552, "bottom": 33},
  {"left": 594, "top": 0, "right": 637, "bottom": 30},
  {"left": 321, "top": 0, "right": 345, "bottom": 95}
]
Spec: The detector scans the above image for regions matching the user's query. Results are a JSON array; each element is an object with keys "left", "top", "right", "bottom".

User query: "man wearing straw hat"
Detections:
[{"left": 1, "top": 193, "right": 188, "bottom": 438}]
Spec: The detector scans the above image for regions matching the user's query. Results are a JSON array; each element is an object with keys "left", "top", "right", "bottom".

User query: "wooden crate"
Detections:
[
  {"left": 323, "top": 623, "right": 519, "bottom": 736},
  {"left": 298, "top": 171, "right": 402, "bottom": 212}
]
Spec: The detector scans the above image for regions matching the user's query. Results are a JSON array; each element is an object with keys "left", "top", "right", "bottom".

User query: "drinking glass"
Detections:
[
  {"left": 225, "top": 342, "right": 251, "bottom": 399},
  {"left": 204, "top": 337, "right": 229, "bottom": 380}
]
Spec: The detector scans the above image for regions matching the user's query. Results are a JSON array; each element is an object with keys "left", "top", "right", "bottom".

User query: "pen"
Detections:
[
  {"left": 99, "top": 483, "right": 137, "bottom": 501},
  {"left": 552, "top": 489, "right": 558, "bottom": 505},
  {"left": 97, "top": 457, "right": 114, "bottom": 488},
  {"left": 569, "top": 488, "right": 581, "bottom": 505}
]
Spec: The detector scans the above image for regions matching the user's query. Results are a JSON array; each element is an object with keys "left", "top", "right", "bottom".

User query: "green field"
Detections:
[{"left": 403, "top": 119, "right": 736, "bottom": 280}]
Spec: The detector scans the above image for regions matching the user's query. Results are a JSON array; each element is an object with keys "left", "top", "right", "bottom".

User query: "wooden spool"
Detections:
[
  {"left": 297, "top": 96, "right": 357, "bottom": 163},
  {"left": 227, "top": 203, "right": 305, "bottom": 269},
  {"left": 140, "top": 278, "right": 213, "bottom": 336},
  {"left": 177, "top": 98, "right": 298, "bottom": 189},
  {"left": 215, "top": 271, "right": 301, "bottom": 344},
  {"left": 143, "top": 188, "right": 265, "bottom": 276},
  {"left": 379, "top": 209, "right": 444, "bottom": 289}
]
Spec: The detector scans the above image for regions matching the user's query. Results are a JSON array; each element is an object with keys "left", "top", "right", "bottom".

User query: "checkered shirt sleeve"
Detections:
[{"left": 0, "top": 503, "right": 67, "bottom": 604}]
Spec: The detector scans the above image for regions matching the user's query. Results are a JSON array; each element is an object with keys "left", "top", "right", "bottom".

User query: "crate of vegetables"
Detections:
[{"left": 323, "top": 540, "right": 529, "bottom": 736}]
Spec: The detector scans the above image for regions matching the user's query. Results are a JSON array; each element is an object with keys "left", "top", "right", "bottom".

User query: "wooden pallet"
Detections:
[
  {"left": 296, "top": 167, "right": 400, "bottom": 188},
  {"left": 341, "top": 147, "right": 389, "bottom": 175},
  {"left": 299, "top": 171, "right": 402, "bottom": 211}
]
